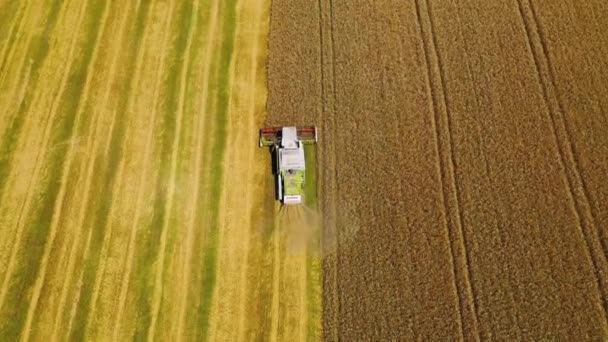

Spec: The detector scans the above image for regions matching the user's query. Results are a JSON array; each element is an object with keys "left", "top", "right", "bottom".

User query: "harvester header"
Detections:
[
  {"left": 259, "top": 126, "right": 318, "bottom": 205},
  {"left": 259, "top": 126, "right": 318, "bottom": 147}
]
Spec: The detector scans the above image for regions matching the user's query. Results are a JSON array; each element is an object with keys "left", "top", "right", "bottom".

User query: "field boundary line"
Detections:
[
  {"left": 0, "top": 0, "right": 80, "bottom": 314},
  {"left": 516, "top": 0, "right": 608, "bottom": 325},
  {"left": 414, "top": 0, "right": 481, "bottom": 339}
]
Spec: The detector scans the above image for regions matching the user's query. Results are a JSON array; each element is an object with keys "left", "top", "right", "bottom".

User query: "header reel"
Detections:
[{"left": 259, "top": 126, "right": 318, "bottom": 147}]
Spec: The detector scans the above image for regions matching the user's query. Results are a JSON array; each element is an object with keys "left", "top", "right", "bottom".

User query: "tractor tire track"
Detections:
[
  {"left": 419, "top": 0, "right": 481, "bottom": 339},
  {"left": 519, "top": 0, "right": 608, "bottom": 322}
]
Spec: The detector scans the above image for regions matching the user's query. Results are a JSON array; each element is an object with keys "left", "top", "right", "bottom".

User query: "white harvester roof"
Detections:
[
  {"left": 279, "top": 147, "right": 305, "bottom": 170},
  {"left": 281, "top": 126, "right": 298, "bottom": 149}
]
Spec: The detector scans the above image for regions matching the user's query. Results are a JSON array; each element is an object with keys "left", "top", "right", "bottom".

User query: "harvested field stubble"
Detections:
[
  {"left": 0, "top": 0, "right": 323, "bottom": 340},
  {"left": 268, "top": 0, "right": 608, "bottom": 340}
]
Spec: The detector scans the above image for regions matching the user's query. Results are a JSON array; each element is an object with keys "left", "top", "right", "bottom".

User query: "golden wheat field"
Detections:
[{"left": 267, "top": 0, "right": 608, "bottom": 340}]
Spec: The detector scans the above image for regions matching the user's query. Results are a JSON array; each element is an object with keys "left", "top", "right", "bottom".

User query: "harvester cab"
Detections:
[{"left": 259, "top": 126, "right": 318, "bottom": 205}]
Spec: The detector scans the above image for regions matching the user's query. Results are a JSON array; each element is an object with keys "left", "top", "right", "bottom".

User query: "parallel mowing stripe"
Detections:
[
  {"left": 0, "top": 0, "right": 63, "bottom": 238},
  {"left": 173, "top": 0, "right": 221, "bottom": 339},
  {"left": 19, "top": 0, "right": 93, "bottom": 339},
  {"left": 71, "top": 0, "right": 139, "bottom": 333},
  {"left": 304, "top": 146, "right": 321, "bottom": 342},
  {"left": 144, "top": 1, "right": 201, "bottom": 338},
  {"left": 64, "top": 1, "right": 153, "bottom": 340},
  {"left": 0, "top": 0, "right": 65, "bottom": 275},
  {"left": 235, "top": 0, "right": 265, "bottom": 338},
  {"left": 107, "top": 2, "right": 168, "bottom": 340},
  {"left": 0, "top": 0, "right": 26, "bottom": 84},
  {"left": 57, "top": 1, "right": 136, "bottom": 338},
  {"left": 0, "top": 0, "right": 107, "bottom": 339},
  {"left": 196, "top": 1, "right": 238, "bottom": 340},
  {"left": 0, "top": 0, "right": 74, "bottom": 326},
  {"left": 172, "top": 0, "right": 223, "bottom": 339},
  {"left": 0, "top": 59, "right": 31, "bottom": 259},
  {"left": 49, "top": 0, "right": 118, "bottom": 340},
  {"left": 0, "top": 0, "right": 53, "bottom": 147},
  {"left": 107, "top": 0, "right": 175, "bottom": 339},
  {"left": 81, "top": 1, "right": 172, "bottom": 340},
  {"left": 134, "top": 0, "right": 197, "bottom": 340},
  {"left": 269, "top": 209, "right": 280, "bottom": 342},
  {"left": 0, "top": 0, "right": 32, "bottom": 88},
  {"left": 31, "top": 0, "right": 135, "bottom": 339},
  {"left": 206, "top": 0, "right": 243, "bottom": 335}
]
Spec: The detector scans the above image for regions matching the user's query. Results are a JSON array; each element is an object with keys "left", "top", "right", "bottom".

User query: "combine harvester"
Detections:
[{"left": 259, "top": 126, "right": 318, "bottom": 204}]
